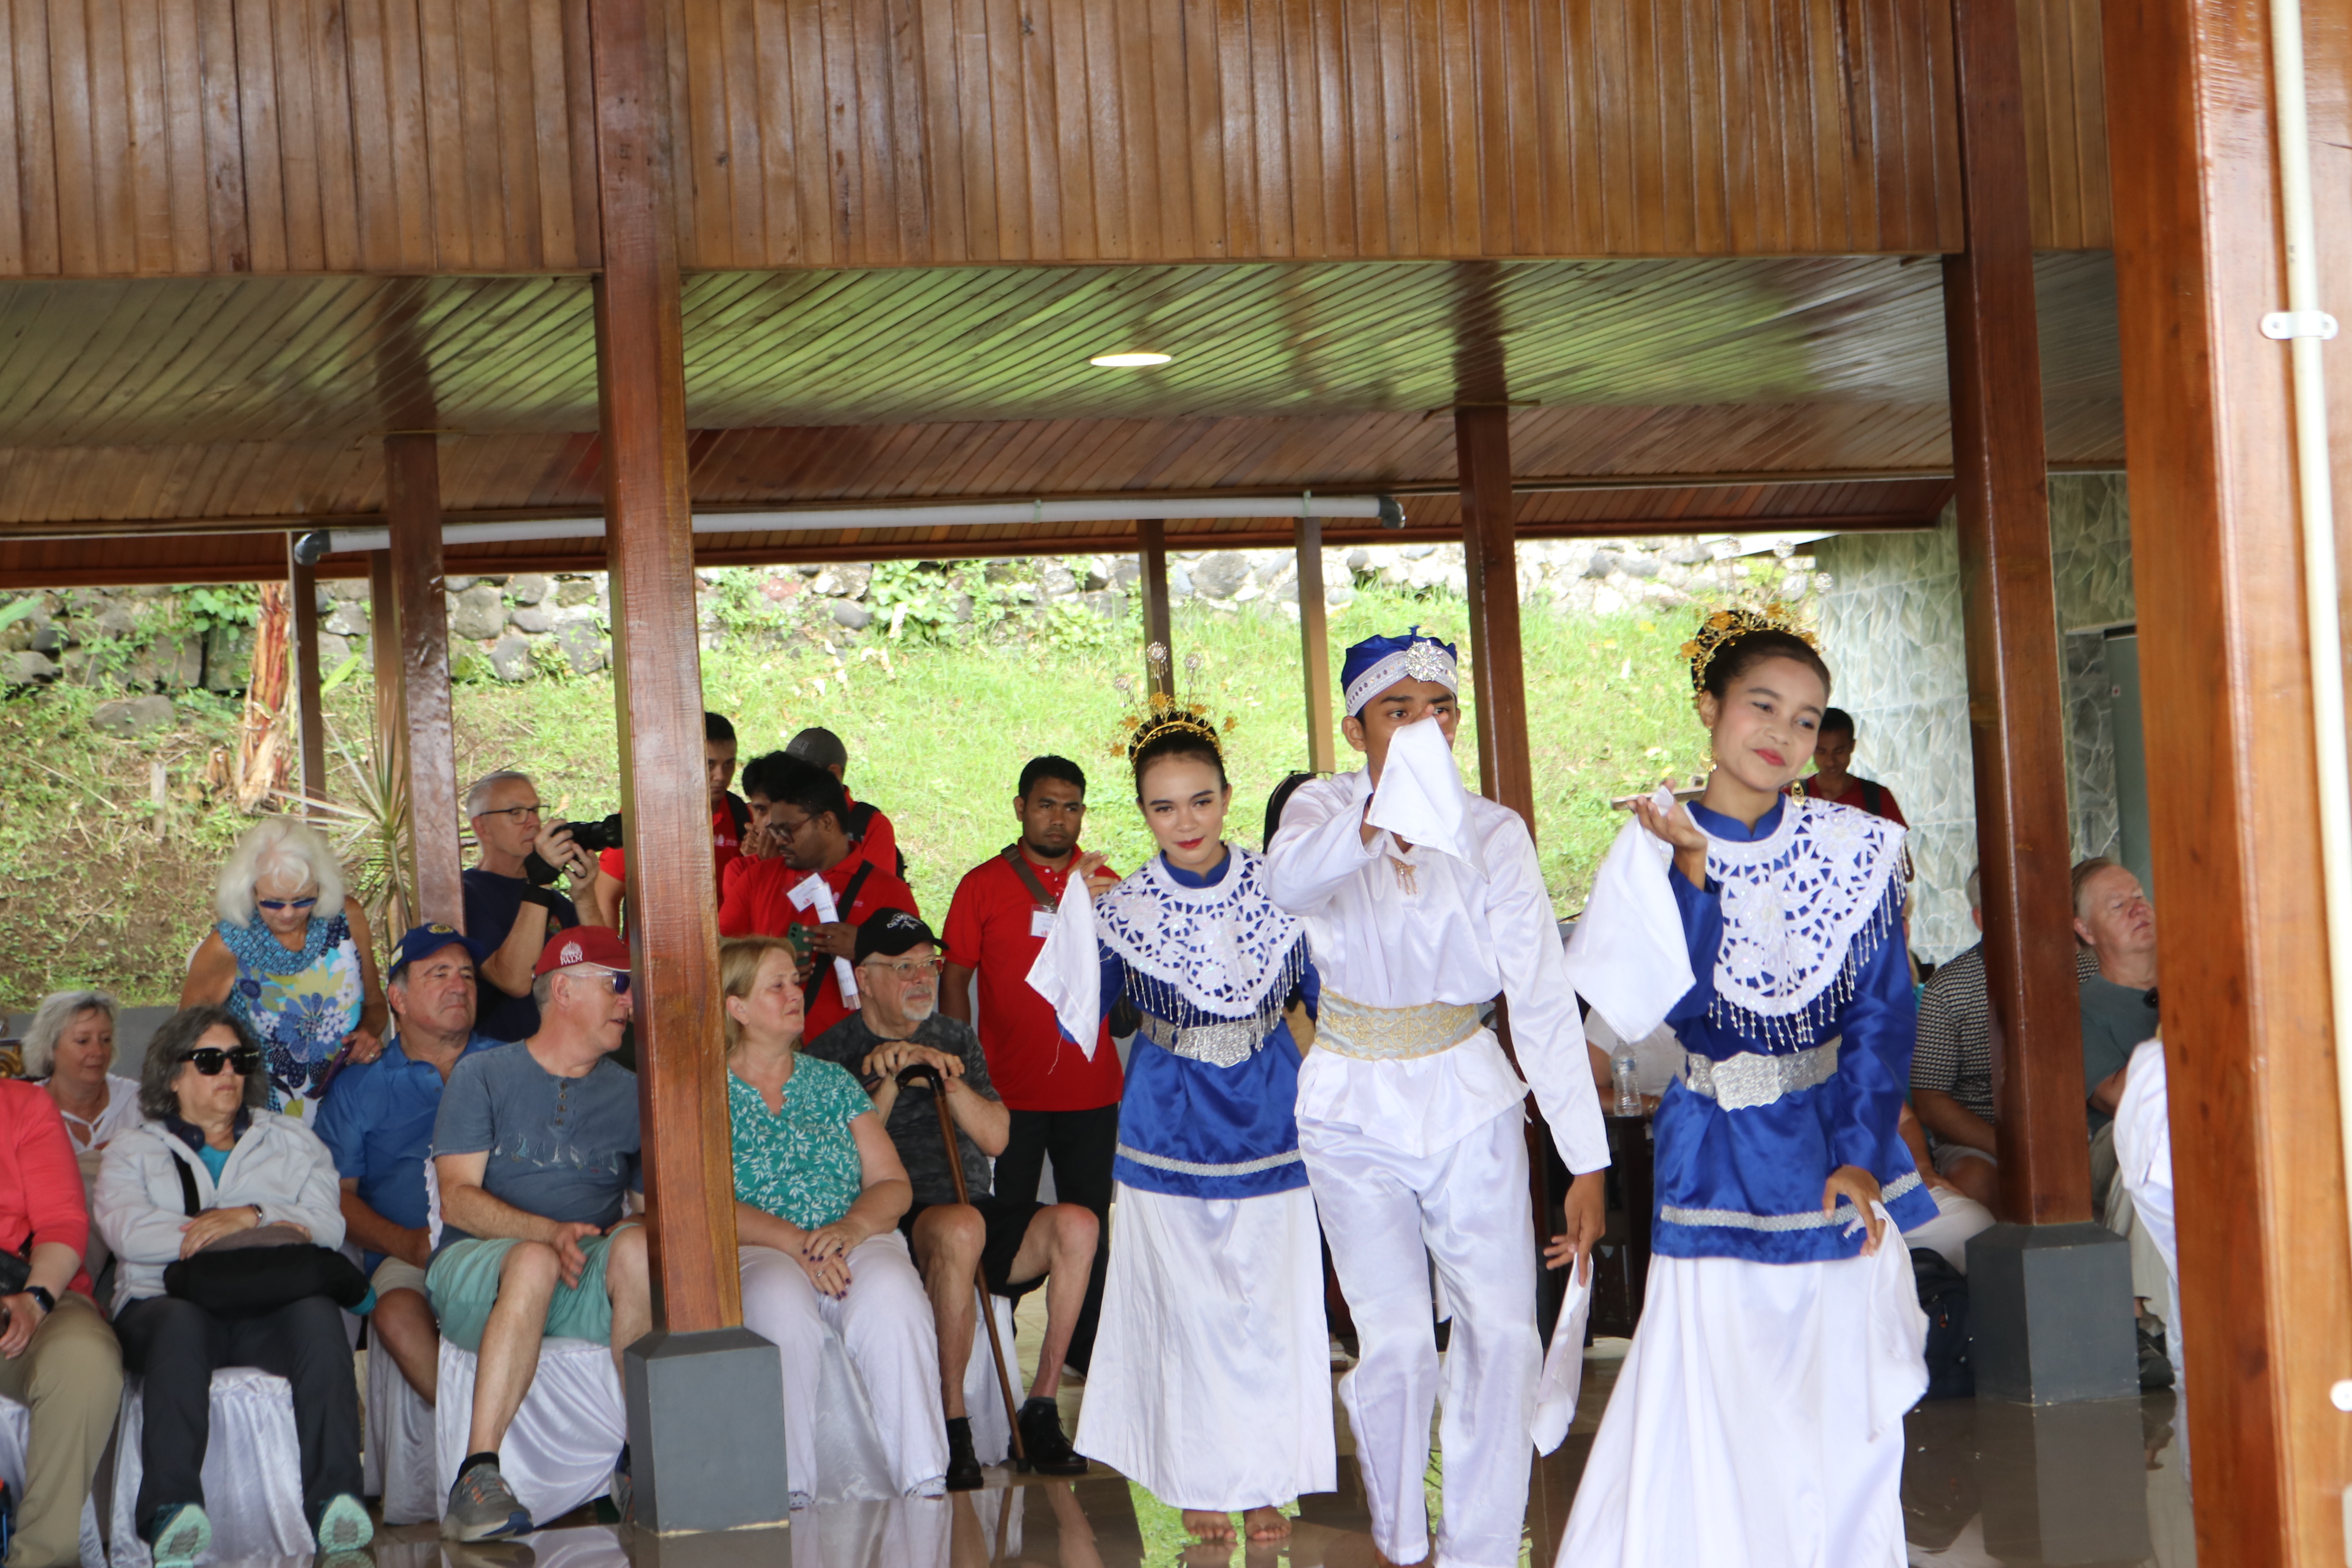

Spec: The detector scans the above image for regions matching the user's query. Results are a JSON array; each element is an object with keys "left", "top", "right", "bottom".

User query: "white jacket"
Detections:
[{"left": 94, "top": 1113, "right": 347, "bottom": 1313}]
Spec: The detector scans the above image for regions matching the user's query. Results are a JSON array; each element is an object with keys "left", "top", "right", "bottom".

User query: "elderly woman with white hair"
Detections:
[{"left": 181, "top": 817, "right": 386, "bottom": 1116}]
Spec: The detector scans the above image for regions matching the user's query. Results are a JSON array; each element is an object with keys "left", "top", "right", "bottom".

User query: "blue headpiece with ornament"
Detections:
[{"left": 1341, "top": 627, "right": 1459, "bottom": 716}]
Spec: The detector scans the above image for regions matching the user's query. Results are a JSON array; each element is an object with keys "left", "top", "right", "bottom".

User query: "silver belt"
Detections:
[
  {"left": 1681, "top": 1038, "right": 1840, "bottom": 1110},
  {"left": 1138, "top": 1007, "right": 1283, "bottom": 1069}
]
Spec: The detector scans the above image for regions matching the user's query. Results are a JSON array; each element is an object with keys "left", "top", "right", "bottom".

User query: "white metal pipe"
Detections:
[
  {"left": 318, "top": 492, "right": 1390, "bottom": 556},
  {"left": 2265, "top": 0, "right": 2352, "bottom": 1364}
]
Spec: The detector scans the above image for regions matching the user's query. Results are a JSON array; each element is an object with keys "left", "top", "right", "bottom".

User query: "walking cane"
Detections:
[{"left": 897, "top": 1063, "right": 1028, "bottom": 1466}]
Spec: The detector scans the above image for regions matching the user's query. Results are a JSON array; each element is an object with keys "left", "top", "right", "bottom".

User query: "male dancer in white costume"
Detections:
[{"left": 1266, "top": 629, "right": 1609, "bottom": 1568}]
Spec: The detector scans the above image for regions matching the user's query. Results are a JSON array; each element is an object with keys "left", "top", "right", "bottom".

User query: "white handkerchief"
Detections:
[
  {"left": 1532, "top": 1267, "right": 1594, "bottom": 1454},
  {"left": 1025, "top": 874, "right": 1102, "bottom": 1060},
  {"left": 787, "top": 871, "right": 859, "bottom": 1006},
  {"left": 1562, "top": 815, "right": 1693, "bottom": 1041},
  {"left": 1365, "top": 715, "right": 1481, "bottom": 871}
]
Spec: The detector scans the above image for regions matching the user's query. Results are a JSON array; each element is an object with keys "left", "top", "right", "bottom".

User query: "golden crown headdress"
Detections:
[
  {"left": 1114, "top": 644, "right": 1239, "bottom": 762},
  {"left": 1679, "top": 604, "right": 1817, "bottom": 692}
]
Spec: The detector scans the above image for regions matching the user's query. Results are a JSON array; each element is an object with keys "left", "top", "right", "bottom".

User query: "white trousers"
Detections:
[
  {"left": 738, "top": 1234, "right": 949, "bottom": 1507},
  {"left": 1301, "top": 1106, "right": 1537, "bottom": 1568}
]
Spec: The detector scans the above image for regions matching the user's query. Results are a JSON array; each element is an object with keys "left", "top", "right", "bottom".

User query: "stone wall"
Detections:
[{"left": 1812, "top": 474, "right": 2136, "bottom": 962}]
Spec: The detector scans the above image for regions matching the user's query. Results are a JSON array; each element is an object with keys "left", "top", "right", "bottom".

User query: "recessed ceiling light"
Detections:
[{"left": 1089, "top": 351, "right": 1172, "bottom": 368}]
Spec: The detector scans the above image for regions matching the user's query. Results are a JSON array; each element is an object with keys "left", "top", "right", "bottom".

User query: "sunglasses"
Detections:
[
  {"left": 181, "top": 1046, "right": 262, "bottom": 1077},
  {"left": 564, "top": 968, "right": 632, "bottom": 995},
  {"left": 256, "top": 896, "right": 319, "bottom": 913}
]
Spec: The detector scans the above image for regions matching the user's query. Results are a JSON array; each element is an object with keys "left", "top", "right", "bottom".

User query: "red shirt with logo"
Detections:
[
  {"left": 597, "top": 798, "right": 744, "bottom": 894},
  {"left": 942, "top": 848, "right": 1125, "bottom": 1112},
  {"left": 718, "top": 852, "right": 921, "bottom": 1042}
]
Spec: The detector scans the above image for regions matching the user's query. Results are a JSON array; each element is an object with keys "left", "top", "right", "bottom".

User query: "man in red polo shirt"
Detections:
[
  {"left": 1805, "top": 707, "right": 1909, "bottom": 827},
  {"left": 786, "top": 726, "right": 903, "bottom": 881},
  {"left": 588, "top": 712, "right": 747, "bottom": 927},
  {"left": 720, "top": 752, "right": 920, "bottom": 1042},
  {"left": 941, "top": 755, "right": 1122, "bottom": 1376}
]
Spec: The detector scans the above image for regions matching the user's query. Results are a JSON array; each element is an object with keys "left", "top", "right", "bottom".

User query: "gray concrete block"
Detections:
[
  {"left": 1967, "top": 1221, "right": 2138, "bottom": 1404},
  {"left": 623, "top": 1327, "right": 792, "bottom": 1533},
  {"left": 90, "top": 695, "right": 176, "bottom": 737}
]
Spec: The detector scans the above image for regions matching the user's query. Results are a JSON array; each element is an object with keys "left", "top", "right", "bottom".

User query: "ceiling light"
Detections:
[{"left": 1089, "top": 351, "right": 1172, "bottom": 368}]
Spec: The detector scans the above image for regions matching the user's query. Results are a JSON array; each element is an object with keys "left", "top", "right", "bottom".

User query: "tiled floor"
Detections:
[{"left": 342, "top": 1318, "right": 2195, "bottom": 1568}]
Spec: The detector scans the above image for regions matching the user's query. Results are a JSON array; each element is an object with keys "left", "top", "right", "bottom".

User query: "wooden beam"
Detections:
[
  {"left": 287, "top": 538, "right": 326, "bottom": 816},
  {"left": 1456, "top": 405, "right": 1534, "bottom": 827},
  {"left": 1295, "top": 515, "right": 1335, "bottom": 773},
  {"left": 384, "top": 435, "right": 465, "bottom": 931},
  {"left": 1945, "top": 0, "right": 2091, "bottom": 1229},
  {"left": 590, "top": 0, "right": 740, "bottom": 1336},
  {"left": 1138, "top": 518, "right": 1173, "bottom": 696},
  {"left": 2105, "top": 0, "right": 2352, "bottom": 1555}
]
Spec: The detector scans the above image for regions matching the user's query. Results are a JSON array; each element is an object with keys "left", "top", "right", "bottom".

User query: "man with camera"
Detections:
[{"left": 461, "top": 772, "right": 602, "bottom": 1043}]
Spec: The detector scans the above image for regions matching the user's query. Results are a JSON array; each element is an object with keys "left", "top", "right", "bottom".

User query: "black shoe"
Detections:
[
  {"left": 1014, "top": 1399, "right": 1087, "bottom": 1476},
  {"left": 944, "top": 1419, "right": 984, "bottom": 1491},
  {"left": 2137, "top": 1318, "right": 2175, "bottom": 1391}
]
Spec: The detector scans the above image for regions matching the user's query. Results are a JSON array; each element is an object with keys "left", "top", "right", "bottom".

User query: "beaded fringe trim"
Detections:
[{"left": 1703, "top": 875, "right": 1906, "bottom": 1051}]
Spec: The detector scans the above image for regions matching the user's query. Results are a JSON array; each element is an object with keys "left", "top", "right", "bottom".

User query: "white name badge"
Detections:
[{"left": 1030, "top": 909, "right": 1057, "bottom": 939}]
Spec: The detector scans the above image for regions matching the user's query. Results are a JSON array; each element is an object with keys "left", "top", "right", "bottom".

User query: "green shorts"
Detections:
[{"left": 427, "top": 1232, "right": 628, "bottom": 1353}]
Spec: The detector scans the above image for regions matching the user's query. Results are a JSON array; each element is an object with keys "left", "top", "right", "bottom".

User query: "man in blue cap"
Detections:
[
  {"left": 314, "top": 923, "right": 502, "bottom": 1407},
  {"left": 1266, "top": 628, "right": 1609, "bottom": 1568}
]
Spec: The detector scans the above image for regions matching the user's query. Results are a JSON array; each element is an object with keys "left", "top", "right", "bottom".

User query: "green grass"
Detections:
[{"left": 1, "top": 579, "right": 1734, "bottom": 1011}]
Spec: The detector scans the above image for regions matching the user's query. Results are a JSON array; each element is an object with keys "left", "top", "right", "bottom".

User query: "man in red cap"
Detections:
[{"left": 427, "top": 927, "right": 650, "bottom": 1540}]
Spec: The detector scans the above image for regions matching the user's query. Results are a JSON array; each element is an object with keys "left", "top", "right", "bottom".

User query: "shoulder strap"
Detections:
[
  {"left": 845, "top": 801, "right": 876, "bottom": 837},
  {"left": 1860, "top": 779, "right": 1885, "bottom": 816},
  {"left": 726, "top": 793, "right": 750, "bottom": 835},
  {"left": 174, "top": 1152, "right": 202, "bottom": 1218},
  {"left": 839, "top": 861, "right": 876, "bottom": 914},
  {"left": 1000, "top": 844, "right": 1058, "bottom": 909}
]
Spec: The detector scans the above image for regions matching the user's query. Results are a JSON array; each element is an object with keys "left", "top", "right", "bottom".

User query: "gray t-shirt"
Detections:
[
  {"left": 2079, "top": 974, "right": 2160, "bottom": 1133},
  {"left": 803, "top": 1012, "right": 996, "bottom": 1207},
  {"left": 430, "top": 1041, "right": 642, "bottom": 1250}
]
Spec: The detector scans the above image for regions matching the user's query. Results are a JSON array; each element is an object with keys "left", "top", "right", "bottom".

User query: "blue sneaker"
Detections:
[
  {"left": 442, "top": 1462, "right": 531, "bottom": 1542},
  {"left": 315, "top": 1492, "right": 374, "bottom": 1553},
  {"left": 147, "top": 1502, "right": 211, "bottom": 1568}
]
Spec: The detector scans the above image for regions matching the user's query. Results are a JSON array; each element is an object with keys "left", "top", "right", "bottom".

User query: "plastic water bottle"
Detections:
[{"left": 1612, "top": 1048, "right": 1643, "bottom": 1117}]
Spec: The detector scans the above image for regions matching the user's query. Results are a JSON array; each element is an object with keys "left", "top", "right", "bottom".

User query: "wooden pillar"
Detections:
[
  {"left": 1138, "top": 519, "right": 1173, "bottom": 695},
  {"left": 2106, "top": 0, "right": 2352, "bottom": 1554},
  {"left": 1295, "top": 516, "right": 1336, "bottom": 772},
  {"left": 1944, "top": 0, "right": 2093, "bottom": 1229},
  {"left": 590, "top": 0, "right": 740, "bottom": 1338},
  {"left": 287, "top": 541, "right": 327, "bottom": 815},
  {"left": 384, "top": 435, "right": 465, "bottom": 931},
  {"left": 1455, "top": 405, "right": 1534, "bottom": 825},
  {"left": 365, "top": 550, "right": 412, "bottom": 900}
]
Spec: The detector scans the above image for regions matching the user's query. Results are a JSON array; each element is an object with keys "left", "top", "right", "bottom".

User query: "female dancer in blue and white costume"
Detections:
[
  {"left": 1559, "top": 614, "right": 1933, "bottom": 1568},
  {"left": 1066, "top": 714, "right": 1336, "bottom": 1544}
]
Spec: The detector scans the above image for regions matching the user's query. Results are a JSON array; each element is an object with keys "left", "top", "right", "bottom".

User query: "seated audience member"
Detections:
[
  {"left": 939, "top": 755, "right": 1123, "bottom": 1376},
  {"left": 720, "top": 754, "right": 922, "bottom": 1044},
  {"left": 721, "top": 936, "right": 948, "bottom": 1505},
  {"left": 2075, "top": 857, "right": 2161, "bottom": 1204},
  {"left": 1910, "top": 867, "right": 2000, "bottom": 1208},
  {"left": 96, "top": 1008, "right": 366, "bottom": 1566},
  {"left": 25, "top": 991, "right": 143, "bottom": 1282},
  {"left": 313, "top": 925, "right": 501, "bottom": 1407},
  {"left": 182, "top": 817, "right": 386, "bottom": 1116},
  {"left": 0, "top": 1078, "right": 123, "bottom": 1568},
  {"left": 462, "top": 771, "right": 598, "bottom": 1043},
  {"left": 805, "top": 912, "right": 1096, "bottom": 1491},
  {"left": 588, "top": 713, "right": 746, "bottom": 927},
  {"left": 429, "top": 928, "right": 648, "bottom": 1541},
  {"left": 786, "top": 726, "right": 903, "bottom": 879},
  {"left": 1804, "top": 708, "right": 1908, "bottom": 827},
  {"left": 1894, "top": 1101, "right": 1996, "bottom": 1276}
]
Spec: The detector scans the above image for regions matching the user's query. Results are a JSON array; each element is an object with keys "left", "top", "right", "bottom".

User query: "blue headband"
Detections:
[{"left": 1341, "top": 627, "right": 1460, "bottom": 715}]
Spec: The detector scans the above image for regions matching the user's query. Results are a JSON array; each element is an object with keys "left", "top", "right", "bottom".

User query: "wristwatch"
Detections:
[{"left": 23, "top": 1286, "right": 54, "bottom": 1315}]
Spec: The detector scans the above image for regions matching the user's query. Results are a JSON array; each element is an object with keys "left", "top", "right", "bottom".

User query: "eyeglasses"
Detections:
[
  {"left": 255, "top": 896, "right": 319, "bottom": 913},
  {"left": 479, "top": 804, "right": 544, "bottom": 823},
  {"left": 564, "top": 968, "right": 632, "bottom": 995},
  {"left": 181, "top": 1046, "right": 262, "bottom": 1077},
  {"left": 861, "top": 957, "right": 943, "bottom": 981}
]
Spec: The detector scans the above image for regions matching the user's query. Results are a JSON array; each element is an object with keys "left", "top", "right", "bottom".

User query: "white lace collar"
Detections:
[
  {"left": 1701, "top": 798, "right": 1905, "bottom": 1034},
  {"left": 1096, "top": 847, "right": 1306, "bottom": 1017}
]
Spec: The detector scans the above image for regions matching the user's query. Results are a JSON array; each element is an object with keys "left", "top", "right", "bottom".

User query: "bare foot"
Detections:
[
  {"left": 1243, "top": 1507, "right": 1291, "bottom": 1542},
  {"left": 1184, "top": 1510, "right": 1238, "bottom": 1543}
]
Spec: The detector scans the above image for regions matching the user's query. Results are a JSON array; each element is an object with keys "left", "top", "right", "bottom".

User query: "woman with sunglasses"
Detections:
[
  {"left": 94, "top": 1006, "right": 367, "bottom": 1567},
  {"left": 181, "top": 816, "right": 387, "bottom": 1116}
]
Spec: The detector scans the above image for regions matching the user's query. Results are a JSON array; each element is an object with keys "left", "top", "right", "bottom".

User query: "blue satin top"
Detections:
[
  {"left": 1651, "top": 799, "right": 1935, "bottom": 1263},
  {"left": 1093, "top": 851, "right": 1319, "bottom": 1201}
]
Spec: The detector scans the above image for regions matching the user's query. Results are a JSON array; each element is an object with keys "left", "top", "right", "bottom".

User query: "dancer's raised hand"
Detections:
[{"left": 1633, "top": 789, "right": 1710, "bottom": 889}]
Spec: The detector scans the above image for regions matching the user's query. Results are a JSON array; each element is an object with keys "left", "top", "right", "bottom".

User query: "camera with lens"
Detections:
[{"left": 567, "top": 813, "right": 626, "bottom": 854}]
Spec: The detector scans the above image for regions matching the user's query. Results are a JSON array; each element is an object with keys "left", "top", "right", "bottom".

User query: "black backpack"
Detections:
[
  {"left": 1910, "top": 1247, "right": 1974, "bottom": 1400},
  {"left": 845, "top": 800, "right": 907, "bottom": 880}
]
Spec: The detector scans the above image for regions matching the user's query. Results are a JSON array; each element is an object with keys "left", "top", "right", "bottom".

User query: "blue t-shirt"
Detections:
[
  {"left": 429, "top": 1041, "right": 641, "bottom": 1253},
  {"left": 460, "top": 869, "right": 580, "bottom": 1042},
  {"left": 196, "top": 1145, "right": 230, "bottom": 1183},
  {"left": 314, "top": 1031, "right": 504, "bottom": 1268}
]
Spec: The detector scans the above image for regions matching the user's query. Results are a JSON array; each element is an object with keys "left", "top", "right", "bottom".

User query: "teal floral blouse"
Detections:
[{"left": 727, "top": 1056, "right": 874, "bottom": 1230}]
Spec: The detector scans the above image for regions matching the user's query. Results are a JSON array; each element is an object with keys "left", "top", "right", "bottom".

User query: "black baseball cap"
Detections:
[
  {"left": 854, "top": 909, "right": 937, "bottom": 964},
  {"left": 387, "top": 923, "right": 490, "bottom": 982},
  {"left": 785, "top": 726, "right": 850, "bottom": 770}
]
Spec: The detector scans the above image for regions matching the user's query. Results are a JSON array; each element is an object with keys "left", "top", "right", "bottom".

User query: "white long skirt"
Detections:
[
  {"left": 1074, "top": 1181, "right": 1336, "bottom": 1511},
  {"left": 1559, "top": 1236, "right": 1927, "bottom": 1568}
]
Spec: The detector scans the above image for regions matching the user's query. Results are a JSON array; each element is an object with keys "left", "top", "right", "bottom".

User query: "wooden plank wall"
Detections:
[{"left": 0, "top": 0, "right": 2109, "bottom": 278}]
